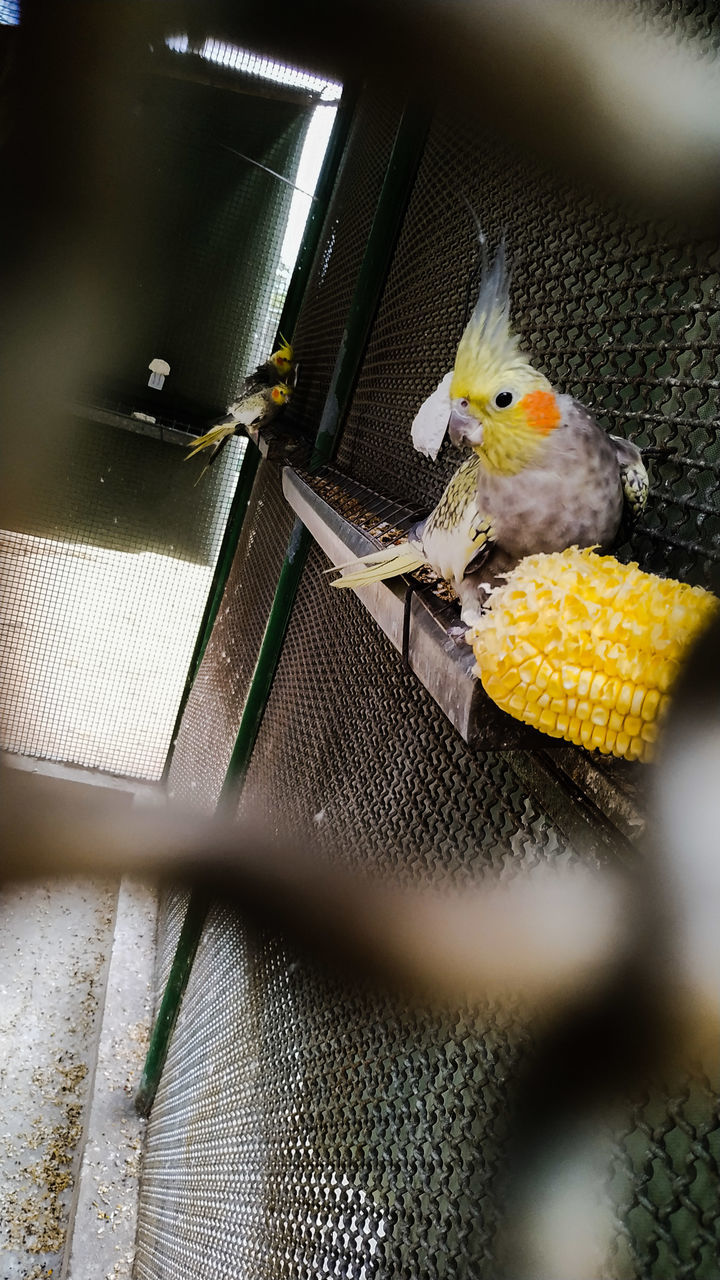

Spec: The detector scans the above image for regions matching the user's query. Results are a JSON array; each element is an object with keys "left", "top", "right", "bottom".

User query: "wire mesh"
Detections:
[
  {"left": 99, "top": 69, "right": 312, "bottom": 423},
  {"left": 236, "top": 544, "right": 566, "bottom": 877},
  {"left": 607, "top": 1075, "right": 720, "bottom": 1279},
  {"left": 137, "top": 778, "right": 573, "bottom": 1280},
  {"left": 166, "top": 459, "right": 296, "bottom": 811},
  {"left": 165, "top": 34, "right": 342, "bottom": 104},
  {"left": 334, "top": 110, "right": 720, "bottom": 593},
  {"left": 0, "top": 418, "right": 243, "bottom": 780},
  {"left": 283, "top": 88, "right": 405, "bottom": 438},
  {"left": 154, "top": 888, "right": 193, "bottom": 1010}
]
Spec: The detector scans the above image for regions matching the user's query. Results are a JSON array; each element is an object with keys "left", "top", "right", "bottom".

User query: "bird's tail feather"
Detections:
[
  {"left": 330, "top": 542, "right": 425, "bottom": 589},
  {"left": 185, "top": 424, "right": 235, "bottom": 460}
]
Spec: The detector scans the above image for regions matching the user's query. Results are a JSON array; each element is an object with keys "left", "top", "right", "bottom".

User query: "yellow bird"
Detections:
[
  {"left": 332, "top": 229, "right": 647, "bottom": 624},
  {"left": 186, "top": 383, "right": 292, "bottom": 470}
]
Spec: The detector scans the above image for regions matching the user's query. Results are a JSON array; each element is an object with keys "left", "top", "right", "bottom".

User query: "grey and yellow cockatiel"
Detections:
[
  {"left": 185, "top": 336, "right": 295, "bottom": 473},
  {"left": 244, "top": 335, "right": 294, "bottom": 395},
  {"left": 331, "top": 233, "right": 648, "bottom": 623},
  {"left": 185, "top": 382, "right": 292, "bottom": 470}
]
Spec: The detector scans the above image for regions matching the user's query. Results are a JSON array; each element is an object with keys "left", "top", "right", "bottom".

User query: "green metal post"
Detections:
[
  {"left": 159, "top": 89, "right": 356, "bottom": 790},
  {"left": 137, "top": 98, "right": 430, "bottom": 1117},
  {"left": 160, "top": 440, "right": 261, "bottom": 785},
  {"left": 135, "top": 891, "right": 209, "bottom": 1117},
  {"left": 217, "top": 517, "right": 311, "bottom": 807},
  {"left": 219, "top": 100, "right": 431, "bottom": 801}
]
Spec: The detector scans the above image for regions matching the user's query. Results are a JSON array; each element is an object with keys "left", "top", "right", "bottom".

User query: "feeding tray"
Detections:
[{"left": 282, "top": 464, "right": 542, "bottom": 749}]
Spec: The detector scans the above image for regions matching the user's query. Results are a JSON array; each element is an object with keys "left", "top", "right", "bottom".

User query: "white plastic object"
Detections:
[{"left": 148, "top": 357, "right": 170, "bottom": 390}]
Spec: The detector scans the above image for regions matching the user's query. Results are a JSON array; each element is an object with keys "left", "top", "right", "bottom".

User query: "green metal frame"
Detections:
[
  {"left": 137, "top": 96, "right": 430, "bottom": 1117},
  {"left": 160, "top": 85, "right": 357, "bottom": 787},
  {"left": 135, "top": 892, "right": 209, "bottom": 1117},
  {"left": 160, "top": 441, "right": 261, "bottom": 784}
]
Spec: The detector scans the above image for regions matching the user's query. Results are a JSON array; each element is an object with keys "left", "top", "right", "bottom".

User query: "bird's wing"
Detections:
[
  {"left": 610, "top": 434, "right": 649, "bottom": 519},
  {"left": 411, "top": 371, "right": 454, "bottom": 459},
  {"left": 229, "top": 391, "right": 272, "bottom": 427},
  {"left": 422, "top": 456, "right": 495, "bottom": 583}
]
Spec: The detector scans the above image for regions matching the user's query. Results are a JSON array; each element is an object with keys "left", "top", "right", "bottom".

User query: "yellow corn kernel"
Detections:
[
  {"left": 589, "top": 672, "right": 605, "bottom": 703},
  {"left": 577, "top": 668, "right": 593, "bottom": 697},
  {"left": 600, "top": 678, "right": 621, "bottom": 710},
  {"left": 616, "top": 682, "right": 634, "bottom": 716},
  {"left": 519, "top": 657, "right": 541, "bottom": 685},
  {"left": 630, "top": 685, "right": 646, "bottom": 718},
  {"left": 470, "top": 546, "right": 718, "bottom": 762},
  {"left": 624, "top": 715, "right": 642, "bottom": 739},
  {"left": 546, "top": 669, "right": 565, "bottom": 698},
  {"left": 641, "top": 688, "right": 660, "bottom": 722},
  {"left": 562, "top": 664, "right": 582, "bottom": 692},
  {"left": 535, "top": 660, "right": 554, "bottom": 691}
]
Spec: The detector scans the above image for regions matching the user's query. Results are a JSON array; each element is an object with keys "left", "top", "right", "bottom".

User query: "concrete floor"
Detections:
[{"left": 0, "top": 761, "right": 158, "bottom": 1280}]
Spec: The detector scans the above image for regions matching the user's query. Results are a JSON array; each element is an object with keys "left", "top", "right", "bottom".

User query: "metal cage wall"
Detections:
[{"left": 137, "top": 17, "right": 719, "bottom": 1280}]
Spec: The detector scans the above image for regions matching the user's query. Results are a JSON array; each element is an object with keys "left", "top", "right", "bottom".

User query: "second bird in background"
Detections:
[{"left": 185, "top": 337, "right": 295, "bottom": 473}]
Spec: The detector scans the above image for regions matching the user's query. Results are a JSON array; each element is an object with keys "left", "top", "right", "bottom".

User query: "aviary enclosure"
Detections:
[{"left": 0, "top": 2, "right": 718, "bottom": 1277}]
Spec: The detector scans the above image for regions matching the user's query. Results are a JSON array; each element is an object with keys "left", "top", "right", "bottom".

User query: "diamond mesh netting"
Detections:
[
  {"left": 283, "top": 88, "right": 404, "bottom": 437},
  {"left": 237, "top": 544, "right": 572, "bottom": 880},
  {"left": 335, "top": 110, "right": 720, "bottom": 591},
  {"left": 167, "top": 459, "right": 295, "bottom": 812},
  {"left": 0, "top": 421, "right": 242, "bottom": 779}
]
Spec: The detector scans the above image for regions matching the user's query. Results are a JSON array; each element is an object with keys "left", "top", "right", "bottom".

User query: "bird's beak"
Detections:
[{"left": 448, "top": 406, "right": 484, "bottom": 449}]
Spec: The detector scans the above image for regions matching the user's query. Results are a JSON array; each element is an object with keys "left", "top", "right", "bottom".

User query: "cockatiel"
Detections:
[
  {"left": 332, "top": 233, "right": 648, "bottom": 624},
  {"left": 185, "top": 383, "right": 292, "bottom": 470},
  {"left": 244, "top": 335, "right": 294, "bottom": 395}
]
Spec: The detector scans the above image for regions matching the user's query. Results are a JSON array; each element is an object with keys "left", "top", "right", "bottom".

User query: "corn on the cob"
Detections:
[{"left": 468, "top": 547, "right": 718, "bottom": 761}]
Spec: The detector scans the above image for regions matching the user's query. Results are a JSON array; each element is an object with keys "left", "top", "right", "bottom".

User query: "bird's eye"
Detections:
[
  {"left": 494, "top": 390, "right": 515, "bottom": 409},
  {"left": 459, "top": 398, "right": 469, "bottom": 409}
]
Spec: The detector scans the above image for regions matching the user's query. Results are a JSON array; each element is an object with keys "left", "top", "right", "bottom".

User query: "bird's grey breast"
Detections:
[{"left": 477, "top": 396, "right": 624, "bottom": 557}]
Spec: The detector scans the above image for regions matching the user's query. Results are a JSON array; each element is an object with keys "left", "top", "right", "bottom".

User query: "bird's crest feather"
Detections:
[{"left": 452, "top": 219, "right": 527, "bottom": 389}]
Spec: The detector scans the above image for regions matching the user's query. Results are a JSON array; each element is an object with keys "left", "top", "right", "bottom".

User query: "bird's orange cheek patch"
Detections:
[{"left": 520, "top": 390, "right": 561, "bottom": 434}]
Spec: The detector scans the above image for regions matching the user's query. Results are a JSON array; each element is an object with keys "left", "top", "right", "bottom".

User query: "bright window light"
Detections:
[
  {"left": 165, "top": 34, "right": 342, "bottom": 102},
  {"left": 280, "top": 103, "right": 337, "bottom": 270}
]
